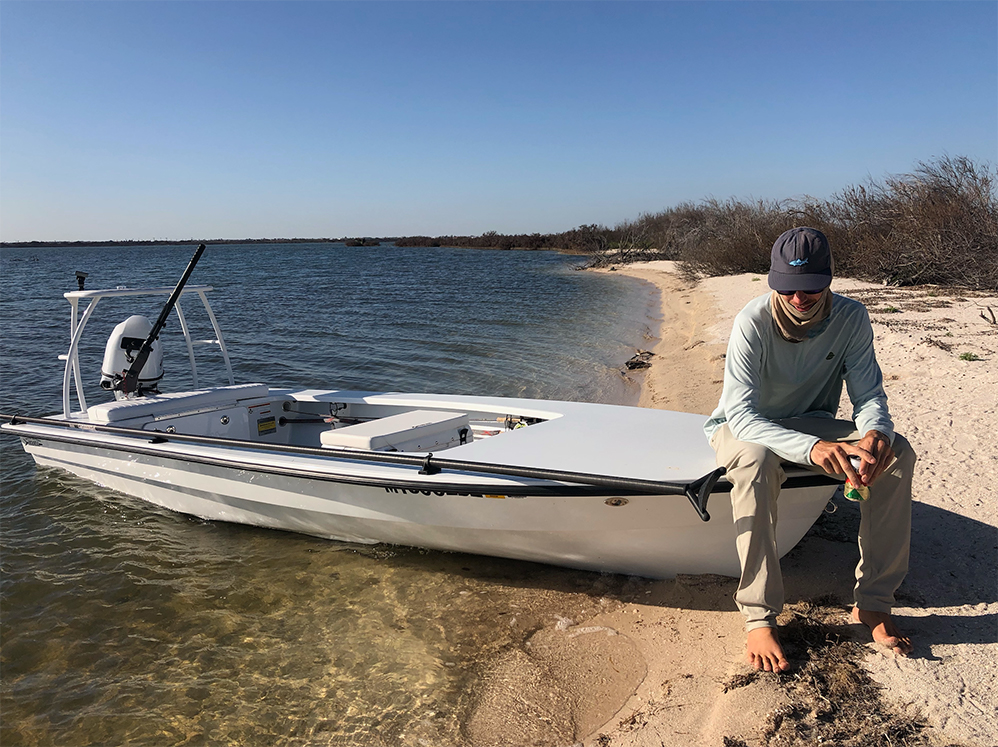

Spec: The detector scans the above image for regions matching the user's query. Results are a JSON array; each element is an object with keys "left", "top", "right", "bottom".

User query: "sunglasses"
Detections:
[{"left": 777, "top": 288, "right": 826, "bottom": 297}]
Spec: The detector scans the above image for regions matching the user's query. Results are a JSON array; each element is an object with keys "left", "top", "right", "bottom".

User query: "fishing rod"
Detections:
[{"left": 112, "top": 243, "right": 206, "bottom": 395}]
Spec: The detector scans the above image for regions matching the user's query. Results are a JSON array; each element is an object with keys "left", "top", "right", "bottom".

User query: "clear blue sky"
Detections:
[{"left": 1, "top": 1, "right": 995, "bottom": 242}]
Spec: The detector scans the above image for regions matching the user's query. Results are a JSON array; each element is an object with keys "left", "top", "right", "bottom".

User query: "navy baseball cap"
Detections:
[{"left": 768, "top": 227, "right": 833, "bottom": 293}]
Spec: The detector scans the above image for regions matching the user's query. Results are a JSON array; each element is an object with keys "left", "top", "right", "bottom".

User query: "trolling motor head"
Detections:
[
  {"left": 75, "top": 271, "right": 89, "bottom": 291},
  {"left": 100, "top": 315, "right": 164, "bottom": 399}
]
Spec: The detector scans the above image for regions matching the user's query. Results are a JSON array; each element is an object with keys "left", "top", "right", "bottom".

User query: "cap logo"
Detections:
[{"left": 789, "top": 258, "right": 808, "bottom": 266}]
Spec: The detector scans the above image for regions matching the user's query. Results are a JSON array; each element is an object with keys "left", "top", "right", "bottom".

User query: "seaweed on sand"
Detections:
[{"left": 760, "top": 598, "right": 964, "bottom": 747}]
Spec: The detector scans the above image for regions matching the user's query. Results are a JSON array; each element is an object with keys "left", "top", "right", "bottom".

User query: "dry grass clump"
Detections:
[{"left": 759, "top": 598, "right": 955, "bottom": 747}]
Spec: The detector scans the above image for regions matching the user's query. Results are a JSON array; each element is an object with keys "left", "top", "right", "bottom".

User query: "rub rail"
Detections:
[{"left": 1, "top": 412, "right": 740, "bottom": 520}]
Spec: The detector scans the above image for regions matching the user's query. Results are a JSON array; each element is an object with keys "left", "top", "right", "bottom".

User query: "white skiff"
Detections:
[{"left": 1, "top": 248, "right": 840, "bottom": 578}]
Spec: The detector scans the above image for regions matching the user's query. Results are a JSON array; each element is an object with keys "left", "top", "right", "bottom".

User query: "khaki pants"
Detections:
[{"left": 710, "top": 419, "right": 915, "bottom": 631}]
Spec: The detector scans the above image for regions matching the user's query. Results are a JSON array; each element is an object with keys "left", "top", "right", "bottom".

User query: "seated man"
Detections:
[{"left": 704, "top": 227, "right": 916, "bottom": 672}]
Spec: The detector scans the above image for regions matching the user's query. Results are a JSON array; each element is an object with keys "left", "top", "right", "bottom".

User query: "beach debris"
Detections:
[
  {"left": 722, "top": 671, "right": 759, "bottom": 692},
  {"left": 922, "top": 336, "right": 953, "bottom": 352},
  {"left": 981, "top": 306, "right": 996, "bottom": 325},
  {"left": 624, "top": 350, "right": 654, "bottom": 370}
]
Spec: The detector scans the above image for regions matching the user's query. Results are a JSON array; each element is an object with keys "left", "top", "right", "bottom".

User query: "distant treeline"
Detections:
[
  {"left": 395, "top": 231, "right": 567, "bottom": 251},
  {"left": 396, "top": 156, "right": 997, "bottom": 291}
]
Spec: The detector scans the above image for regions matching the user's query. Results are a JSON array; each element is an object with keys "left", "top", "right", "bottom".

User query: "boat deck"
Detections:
[{"left": 281, "top": 389, "right": 721, "bottom": 485}]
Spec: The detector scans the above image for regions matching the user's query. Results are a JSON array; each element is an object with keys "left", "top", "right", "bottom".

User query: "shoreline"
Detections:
[
  {"left": 605, "top": 262, "right": 727, "bottom": 415},
  {"left": 470, "top": 262, "right": 997, "bottom": 746}
]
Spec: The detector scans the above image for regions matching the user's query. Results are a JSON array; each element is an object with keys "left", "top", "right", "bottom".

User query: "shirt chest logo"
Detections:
[{"left": 826, "top": 351, "right": 836, "bottom": 360}]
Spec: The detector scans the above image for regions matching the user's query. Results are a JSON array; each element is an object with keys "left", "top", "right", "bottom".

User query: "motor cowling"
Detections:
[{"left": 100, "top": 315, "right": 164, "bottom": 397}]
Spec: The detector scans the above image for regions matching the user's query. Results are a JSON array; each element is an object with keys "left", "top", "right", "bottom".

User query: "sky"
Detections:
[{"left": 1, "top": 1, "right": 995, "bottom": 243}]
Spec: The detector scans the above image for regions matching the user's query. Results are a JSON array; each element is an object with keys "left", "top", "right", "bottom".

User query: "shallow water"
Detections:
[{"left": 0, "top": 243, "right": 657, "bottom": 746}]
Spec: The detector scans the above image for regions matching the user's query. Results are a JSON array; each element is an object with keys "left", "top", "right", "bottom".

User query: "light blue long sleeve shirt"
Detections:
[{"left": 704, "top": 293, "right": 894, "bottom": 466}]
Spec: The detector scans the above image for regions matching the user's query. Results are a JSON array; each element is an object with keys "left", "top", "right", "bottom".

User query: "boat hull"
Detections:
[{"left": 23, "top": 435, "right": 836, "bottom": 579}]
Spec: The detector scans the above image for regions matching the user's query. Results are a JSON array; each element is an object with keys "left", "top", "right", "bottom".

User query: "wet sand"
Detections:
[{"left": 469, "top": 261, "right": 998, "bottom": 747}]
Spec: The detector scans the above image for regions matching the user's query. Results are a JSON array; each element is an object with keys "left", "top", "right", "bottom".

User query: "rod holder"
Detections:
[{"left": 418, "top": 453, "right": 441, "bottom": 475}]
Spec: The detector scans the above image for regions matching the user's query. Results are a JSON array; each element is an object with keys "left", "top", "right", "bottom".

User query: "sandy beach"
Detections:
[{"left": 470, "top": 262, "right": 997, "bottom": 747}]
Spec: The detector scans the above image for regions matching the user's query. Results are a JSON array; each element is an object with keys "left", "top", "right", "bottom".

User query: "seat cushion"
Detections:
[{"left": 88, "top": 383, "right": 271, "bottom": 423}]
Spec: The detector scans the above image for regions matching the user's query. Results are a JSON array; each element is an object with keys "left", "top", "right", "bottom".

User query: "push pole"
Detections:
[{"left": 114, "top": 243, "right": 206, "bottom": 394}]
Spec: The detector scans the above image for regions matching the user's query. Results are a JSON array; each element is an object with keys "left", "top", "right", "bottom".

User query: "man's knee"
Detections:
[
  {"left": 720, "top": 438, "right": 784, "bottom": 484},
  {"left": 737, "top": 443, "right": 783, "bottom": 476}
]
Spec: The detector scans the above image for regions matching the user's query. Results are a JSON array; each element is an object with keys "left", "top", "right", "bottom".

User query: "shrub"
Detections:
[
  {"left": 823, "top": 155, "right": 998, "bottom": 289},
  {"left": 624, "top": 155, "right": 998, "bottom": 291}
]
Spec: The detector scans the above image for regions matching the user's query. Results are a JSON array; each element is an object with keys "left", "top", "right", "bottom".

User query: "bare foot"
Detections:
[
  {"left": 746, "top": 627, "right": 791, "bottom": 672},
  {"left": 852, "top": 607, "right": 913, "bottom": 656}
]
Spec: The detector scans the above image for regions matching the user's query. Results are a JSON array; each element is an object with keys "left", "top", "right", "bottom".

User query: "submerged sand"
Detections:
[{"left": 468, "top": 261, "right": 997, "bottom": 747}]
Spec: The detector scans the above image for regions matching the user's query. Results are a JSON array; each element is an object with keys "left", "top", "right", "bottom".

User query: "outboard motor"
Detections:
[{"left": 100, "top": 315, "right": 164, "bottom": 399}]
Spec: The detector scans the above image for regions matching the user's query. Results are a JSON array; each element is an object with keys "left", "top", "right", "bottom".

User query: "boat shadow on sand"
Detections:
[{"left": 422, "top": 490, "right": 997, "bottom": 654}]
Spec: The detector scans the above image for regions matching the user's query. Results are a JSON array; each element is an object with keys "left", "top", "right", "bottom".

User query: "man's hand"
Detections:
[{"left": 810, "top": 430, "right": 894, "bottom": 486}]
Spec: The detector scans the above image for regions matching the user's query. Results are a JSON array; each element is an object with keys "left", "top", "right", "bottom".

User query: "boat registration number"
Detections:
[{"left": 384, "top": 487, "right": 510, "bottom": 499}]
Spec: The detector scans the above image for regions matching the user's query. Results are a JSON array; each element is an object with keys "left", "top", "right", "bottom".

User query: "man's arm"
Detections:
[
  {"left": 812, "top": 304, "right": 895, "bottom": 484},
  {"left": 721, "top": 314, "right": 822, "bottom": 465},
  {"left": 843, "top": 305, "right": 894, "bottom": 444}
]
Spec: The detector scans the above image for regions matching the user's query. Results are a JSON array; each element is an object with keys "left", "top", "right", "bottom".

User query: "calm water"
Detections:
[{"left": 0, "top": 243, "right": 658, "bottom": 746}]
